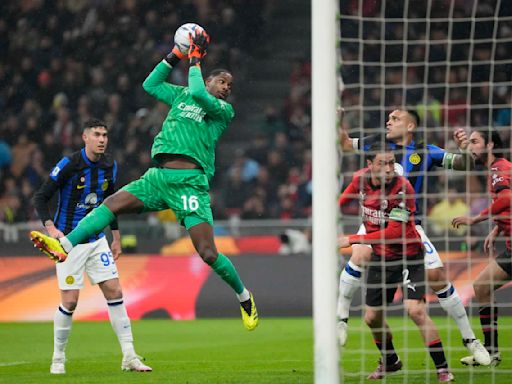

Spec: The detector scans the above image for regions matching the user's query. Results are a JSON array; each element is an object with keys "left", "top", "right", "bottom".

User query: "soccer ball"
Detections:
[{"left": 174, "top": 23, "right": 205, "bottom": 55}]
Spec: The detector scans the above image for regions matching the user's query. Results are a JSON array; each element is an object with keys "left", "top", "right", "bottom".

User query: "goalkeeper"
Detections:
[{"left": 30, "top": 29, "right": 258, "bottom": 331}]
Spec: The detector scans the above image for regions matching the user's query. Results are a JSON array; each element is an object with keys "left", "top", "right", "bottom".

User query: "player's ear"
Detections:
[{"left": 487, "top": 141, "right": 495, "bottom": 152}]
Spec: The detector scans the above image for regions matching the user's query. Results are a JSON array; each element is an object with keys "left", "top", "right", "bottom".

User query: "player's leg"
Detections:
[
  {"left": 417, "top": 225, "right": 489, "bottom": 363},
  {"left": 364, "top": 262, "right": 402, "bottom": 379},
  {"left": 187, "top": 221, "right": 258, "bottom": 330},
  {"left": 31, "top": 177, "right": 147, "bottom": 261},
  {"left": 337, "top": 224, "right": 372, "bottom": 345},
  {"left": 51, "top": 247, "right": 88, "bottom": 374},
  {"left": 467, "top": 255, "right": 510, "bottom": 366},
  {"left": 404, "top": 255, "right": 454, "bottom": 381},
  {"left": 85, "top": 237, "right": 151, "bottom": 372},
  {"left": 404, "top": 299, "right": 454, "bottom": 382}
]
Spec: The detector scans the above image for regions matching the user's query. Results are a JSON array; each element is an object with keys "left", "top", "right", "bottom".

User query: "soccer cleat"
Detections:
[
  {"left": 461, "top": 352, "right": 501, "bottom": 367},
  {"left": 240, "top": 292, "right": 259, "bottom": 331},
  {"left": 367, "top": 359, "right": 402, "bottom": 380},
  {"left": 436, "top": 368, "right": 455, "bottom": 382},
  {"left": 50, "top": 357, "right": 65, "bottom": 374},
  {"left": 337, "top": 320, "right": 348, "bottom": 346},
  {"left": 121, "top": 355, "right": 152, "bottom": 372},
  {"left": 464, "top": 339, "right": 491, "bottom": 366},
  {"left": 30, "top": 231, "right": 68, "bottom": 263}
]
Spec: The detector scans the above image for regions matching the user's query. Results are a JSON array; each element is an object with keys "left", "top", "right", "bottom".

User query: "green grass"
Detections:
[{"left": 0, "top": 317, "right": 510, "bottom": 383}]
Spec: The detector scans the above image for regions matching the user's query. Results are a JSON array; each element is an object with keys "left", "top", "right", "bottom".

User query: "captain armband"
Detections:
[
  {"left": 443, "top": 153, "right": 455, "bottom": 170},
  {"left": 389, "top": 208, "right": 410, "bottom": 223}
]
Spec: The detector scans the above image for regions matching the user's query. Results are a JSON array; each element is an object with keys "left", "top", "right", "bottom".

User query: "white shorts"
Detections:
[
  {"left": 355, "top": 224, "right": 443, "bottom": 269},
  {"left": 56, "top": 237, "right": 119, "bottom": 290}
]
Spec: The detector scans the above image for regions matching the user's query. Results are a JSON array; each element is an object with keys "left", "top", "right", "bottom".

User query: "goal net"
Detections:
[{"left": 337, "top": 0, "right": 512, "bottom": 382}]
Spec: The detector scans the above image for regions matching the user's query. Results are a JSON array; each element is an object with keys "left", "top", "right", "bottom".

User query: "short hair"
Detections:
[
  {"left": 83, "top": 118, "right": 107, "bottom": 131},
  {"left": 405, "top": 109, "right": 421, "bottom": 127},
  {"left": 475, "top": 128, "right": 505, "bottom": 158},
  {"left": 366, "top": 140, "right": 395, "bottom": 161},
  {"left": 207, "top": 68, "right": 232, "bottom": 80}
]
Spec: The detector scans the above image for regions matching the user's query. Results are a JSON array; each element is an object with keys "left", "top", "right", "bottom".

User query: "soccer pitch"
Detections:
[{"left": 0, "top": 318, "right": 510, "bottom": 383}]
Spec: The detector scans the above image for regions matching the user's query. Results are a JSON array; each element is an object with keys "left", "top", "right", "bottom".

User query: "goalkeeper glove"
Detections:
[
  {"left": 188, "top": 29, "right": 210, "bottom": 66},
  {"left": 165, "top": 46, "right": 186, "bottom": 67}
]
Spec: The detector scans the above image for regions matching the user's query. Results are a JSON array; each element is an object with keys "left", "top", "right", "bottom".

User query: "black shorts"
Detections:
[
  {"left": 496, "top": 248, "right": 512, "bottom": 277},
  {"left": 366, "top": 254, "right": 426, "bottom": 307}
]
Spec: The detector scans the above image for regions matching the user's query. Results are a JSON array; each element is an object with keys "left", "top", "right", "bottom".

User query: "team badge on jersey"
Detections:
[
  {"left": 380, "top": 200, "right": 388, "bottom": 210},
  {"left": 65, "top": 275, "right": 75, "bottom": 285},
  {"left": 409, "top": 153, "right": 421, "bottom": 165},
  {"left": 101, "top": 180, "right": 109, "bottom": 191}
]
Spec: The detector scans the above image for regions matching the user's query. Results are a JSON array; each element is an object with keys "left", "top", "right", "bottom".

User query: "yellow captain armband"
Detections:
[{"left": 389, "top": 208, "right": 410, "bottom": 223}]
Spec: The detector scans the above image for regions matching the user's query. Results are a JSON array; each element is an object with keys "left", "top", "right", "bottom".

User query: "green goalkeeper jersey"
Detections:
[{"left": 142, "top": 61, "right": 235, "bottom": 180}]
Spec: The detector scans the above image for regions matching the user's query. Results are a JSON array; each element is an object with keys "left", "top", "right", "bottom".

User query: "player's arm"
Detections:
[
  {"left": 32, "top": 158, "right": 73, "bottom": 238},
  {"left": 187, "top": 31, "right": 235, "bottom": 122},
  {"left": 442, "top": 129, "right": 475, "bottom": 170},
  {"left": 105, "top": 161, "right": 122, "bottom": 259},
  {"left": 452, "top": 188, "right": 512, "bottom": 228},
  {"left": 142, "top": 46, "right": 186, "bottom": 106}
]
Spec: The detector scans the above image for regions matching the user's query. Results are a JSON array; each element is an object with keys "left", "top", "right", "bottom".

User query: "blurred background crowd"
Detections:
[{"left": 0, "top": 0, "right": 511, "bottom": 238}]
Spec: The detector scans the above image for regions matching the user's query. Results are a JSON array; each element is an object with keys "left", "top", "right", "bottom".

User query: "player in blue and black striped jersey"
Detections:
[
  {"left": 337, "top": 108, "right": 491, "bottom": 366},
  {"left": 33, "top": 119, "right": 151, "bottom": 374}
]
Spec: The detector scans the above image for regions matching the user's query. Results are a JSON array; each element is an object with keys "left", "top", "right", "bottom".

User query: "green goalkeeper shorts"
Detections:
[{"left": 121, "top": 167, "right": 213, "bottom": 229}]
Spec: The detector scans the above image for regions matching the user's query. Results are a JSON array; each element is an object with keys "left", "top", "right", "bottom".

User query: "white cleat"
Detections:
[
  {"left": 461, "top": 351, "right": 501, "bottom": 367},
  {"left": 465, "top": 339, "right": 491, "bottom": 366},
  {"left": 121, "top": 355, "right": 152, "bottom": 372},
  {"left": 337, "top": 320, "right": 348, "bottom": 347},
  {"left": 50, "top": 357, "right": 65, "bottom": 374}
]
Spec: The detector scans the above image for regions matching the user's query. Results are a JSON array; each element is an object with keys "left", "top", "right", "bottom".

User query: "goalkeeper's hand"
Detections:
[
  {"left": 165, "top": 45, "right": 187, "bottom": 67},
  {"left": 188, "top": 29, "right": 210, "bottom": 66}
]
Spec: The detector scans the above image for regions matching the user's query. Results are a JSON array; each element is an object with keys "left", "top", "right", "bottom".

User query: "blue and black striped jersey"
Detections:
[
  {"left": 358, "top": 134, "right": 446, "bottom": 218},
  {"left": 33, "top": 148, "right": 118, "bottom": 244}
]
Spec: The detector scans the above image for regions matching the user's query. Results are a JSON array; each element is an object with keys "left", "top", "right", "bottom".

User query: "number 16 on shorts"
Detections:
[{"left": 181, "top": 195, "right": 199, "bottom": 211}]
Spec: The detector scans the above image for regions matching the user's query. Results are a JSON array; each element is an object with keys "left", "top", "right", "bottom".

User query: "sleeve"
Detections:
[
  {"left": 479, "top": 188, "right": 512, "bottom": 217},
  {"left": 358, "top": 134, "right": 381, "bottom": 152},
  {"left": 32, "top": 157, "right": 72, "bottom": 225},
  {"left": 338, "top": 176, "right": 359, "bottom": 207},
  {"left": 492, "top": 165, "right": 512, "bottom": 194},
  {"left": 427, "top": 144, "right": 447, "bottom": 168},
  {"left": 142, "top": 61, "right": 185, "bottom": 106},
  {"left": 188, "top": 66, "right": 235, "bottom": 123},
  {"left": 106, "top": 161, "right": 119, "bottom": 231}
]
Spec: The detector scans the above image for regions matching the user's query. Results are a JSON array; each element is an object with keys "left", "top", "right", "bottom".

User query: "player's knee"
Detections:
[
  {"left": 197, "top": 243, "right": 218, "bottom": 265},
  {"left": 62, "top": 300, "right": 78, "bottom": 312},
  {"left": 407, "top": 304, "right": 426, "bottom": 324},
  {"left": 364, "top": 310, "right": 380, "bottom": 327},
  {"left": 473, "top": 283, "right": 490, "bottom": 302}
]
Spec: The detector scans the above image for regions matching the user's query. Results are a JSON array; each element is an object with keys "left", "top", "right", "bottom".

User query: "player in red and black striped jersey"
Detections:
[
  {"left": 338, "top": 142, "right": 454, "bottom": 381},
  {"left": 452, "top": 129, "right": 511, "bottom": 366}
]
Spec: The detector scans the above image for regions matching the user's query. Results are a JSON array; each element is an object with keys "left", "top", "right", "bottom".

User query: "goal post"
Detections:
[{"left": 312, "top": 0, "right": 340, "bottom": 383}]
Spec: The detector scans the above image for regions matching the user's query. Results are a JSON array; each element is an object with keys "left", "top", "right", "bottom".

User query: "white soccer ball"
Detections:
[{"left": 174, "top": 23, "right": 205, "bottom": 55}]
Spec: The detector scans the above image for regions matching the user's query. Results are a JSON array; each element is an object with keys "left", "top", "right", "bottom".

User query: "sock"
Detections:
[
  {"left": 210, "top": 253, "right": 245, "bottom": 295},
  {"left": 337, "top": 261, "right": 363, "bottom": 320},
  {"left": 65, "top": 204, "right": 116, "bottom": 247},
  {"left": 53, "top": 304, "right": 74, "bottom": 358},
  {"left": 237, "top": 288, "right": 250, "bottom": 302},
  {"left": 107, "top": 298, "right": 136, "bottom": 359},
  {"left": 374, "top": 337, "right": 399, "bottom": 365},
  {"left": 436, "top": 283, "right": 475, "bottom": 340},
  {"left": 427, "top": 339, "right": 448, "bottom": 369},
  {"left": 479, "top": 306, "right": 499, "bottom": 354}
]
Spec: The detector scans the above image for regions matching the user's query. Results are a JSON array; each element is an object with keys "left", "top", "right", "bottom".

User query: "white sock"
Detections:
[
  {"left": 337, "top": 261, "right": 363, "bottom": 320},
  {"left": 436, "top": 284, "right": 475, "bottom": 341},
  {"left": 54, "top": 304, "right": 74, "bottom": 358},
  {"left": 237, "top": 288, "right": 250, "bottom": 302},
  {"left": 59, "top": 237, "right": 73, "bottom": 253},
  {"left": 107, "top": 298, "right": 136, "bottom": 359}
]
